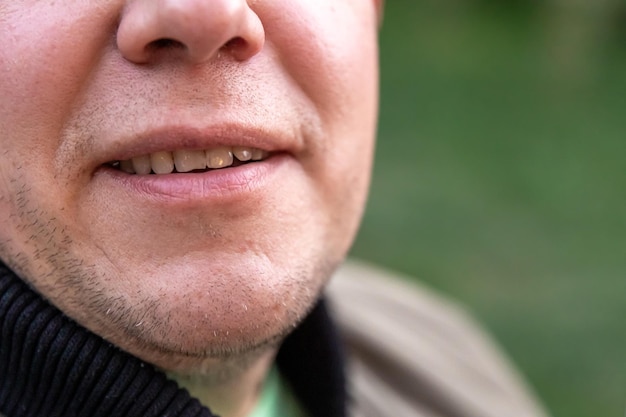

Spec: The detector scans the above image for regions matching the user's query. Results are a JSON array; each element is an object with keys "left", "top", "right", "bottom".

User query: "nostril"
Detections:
[
  {"left": 222, "top": 36, "right": 262, "bottom": 61},
  {"left": 148, "top": 38, "right": 185, "bottom": 51},
  {"left": 223, "top": 37, "right": 245, "bottom": 50}
]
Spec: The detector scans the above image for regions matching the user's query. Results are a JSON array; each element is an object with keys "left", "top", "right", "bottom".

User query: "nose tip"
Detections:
[{"left": 117, "top": 0, "right": 265, "bottom": 65}]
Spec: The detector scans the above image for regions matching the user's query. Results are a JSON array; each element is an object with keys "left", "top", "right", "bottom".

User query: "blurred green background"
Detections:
[{"left": 350, "top": 2, "right": 625, "bottom": 417}]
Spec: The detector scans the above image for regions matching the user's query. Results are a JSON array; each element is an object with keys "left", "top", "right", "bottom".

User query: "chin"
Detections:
[{"left": 68, "top": 245, "right": 341, "bottom": 371}]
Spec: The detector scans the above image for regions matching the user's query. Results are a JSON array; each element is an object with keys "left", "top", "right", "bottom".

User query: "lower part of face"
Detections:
[{"left": 0, "top": 0, "right": 379, "bottom": 372}]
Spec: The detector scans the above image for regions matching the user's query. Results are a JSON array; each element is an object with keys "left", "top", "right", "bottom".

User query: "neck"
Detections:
[{"left": 168, "top": 349, "right": 275, "bottom": 417}]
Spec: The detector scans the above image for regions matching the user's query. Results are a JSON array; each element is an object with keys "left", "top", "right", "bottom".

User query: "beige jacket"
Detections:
[{"left": 327, "top": 260, "right": 550, "bottom": 417}]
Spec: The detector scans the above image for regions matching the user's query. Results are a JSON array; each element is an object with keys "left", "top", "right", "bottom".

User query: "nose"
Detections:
[{"left": 117, "top": 0, "right": 265, "bottom": 64}]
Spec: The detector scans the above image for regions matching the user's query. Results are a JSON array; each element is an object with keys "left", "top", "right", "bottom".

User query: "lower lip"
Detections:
[{"left": 97, "top": 153, "right": 293, "bottom": 204}]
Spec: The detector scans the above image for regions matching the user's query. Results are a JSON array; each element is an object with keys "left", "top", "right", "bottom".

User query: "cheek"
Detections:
[
  {"left": 263, "top": 4, "right": 379, "bottom": 150},
  {"left": 263, "top": 2, "right": 379, "bottom": 246},
  {"left": 0, "top": 4, "right": 120, "bottom": 243},
  {"left": 266, "top": 2, "right": 379, "bottom": 116},
  {"left": 0, "top": 5, "right": 117, "bottom": 159},
  {"left": 274, "top": 3, "right": 379, "bottom": 158},
  {"left": 0, "top": 5, "right": 115, "bottom": 268}
]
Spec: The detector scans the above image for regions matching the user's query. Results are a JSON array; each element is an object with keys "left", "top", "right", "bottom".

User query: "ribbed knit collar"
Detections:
[{"left": 0, "top": 262, "right": 347, "bottom": 417}]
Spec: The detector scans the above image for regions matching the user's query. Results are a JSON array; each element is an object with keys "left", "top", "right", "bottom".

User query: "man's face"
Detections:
[{"left": 0, "top": 0, "right": 379, "bottom": 371}]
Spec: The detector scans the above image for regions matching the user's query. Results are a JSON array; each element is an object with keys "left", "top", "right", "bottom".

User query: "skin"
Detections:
[{"left": 0, "top": 0, "right": 380, "bottom": 416}]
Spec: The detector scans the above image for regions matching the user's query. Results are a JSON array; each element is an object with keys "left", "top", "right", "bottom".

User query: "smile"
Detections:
[{"left": 109, "top": 146, "right": 270, "bottom": 175}]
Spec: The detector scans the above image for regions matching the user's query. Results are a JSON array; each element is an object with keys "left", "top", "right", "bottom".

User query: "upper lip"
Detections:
[{"left": 98, "top": 122, "right": 302, "bottom": 165}]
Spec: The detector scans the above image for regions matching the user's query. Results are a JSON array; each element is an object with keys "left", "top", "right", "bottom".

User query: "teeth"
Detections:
[
  {"left": 251, "top": 149, "right": 267, "bottom": 161},
  {"left": 151, "top": 151, "right": 174, "bottom": 174},
  {"left": 233, "top": 146, "right": 253, "bottom": 162},
  {"left": 206, "top": 147, "right": 234, "bottom": 169},
  {"left": 120, "top": 160, "right": 135, "bottom": 174},
  {"left": 132, "top": 155, "right": 152, "bottom": 175},
  {"left": 117, "top": 146, "right": 268, "bottom": 174},
  {"left": 174, "top": 150, "right": 206, "bottom": 172}
]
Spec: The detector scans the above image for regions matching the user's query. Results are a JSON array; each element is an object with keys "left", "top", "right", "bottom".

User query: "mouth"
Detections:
[{"left": 107, "top": 146, "right": 270, "bottom": 175}]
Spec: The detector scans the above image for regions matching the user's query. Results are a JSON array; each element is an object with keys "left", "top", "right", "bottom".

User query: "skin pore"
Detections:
[{"left": 0, "top": 1, "right": 381, "bottom": 416}]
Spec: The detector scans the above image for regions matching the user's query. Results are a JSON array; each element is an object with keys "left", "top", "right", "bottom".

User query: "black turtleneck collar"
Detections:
[{"left": 0, "top": 262, "right": 347, "bottom": 417}]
